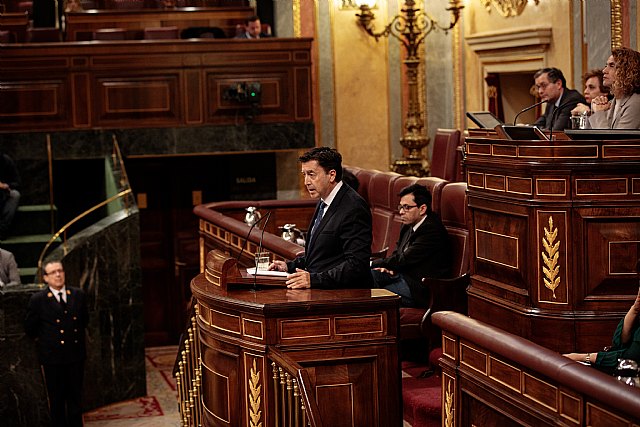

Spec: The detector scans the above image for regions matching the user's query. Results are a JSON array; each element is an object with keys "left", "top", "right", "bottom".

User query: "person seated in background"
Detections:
[
  {"left": 0, "top": 247, "right": 20, "bottom": 287},
  {"left": 533, "top": 67, "right": 586, "bottom": 130},
  {"left": 564, "top": 284, "right": 640, "bottom": 375},
  {"left": 589, "top": 47, "right": 640, "bottom": 129},
  {"left": 370, "top": 184, "right": 450, "bottom": 308},
  {"left": 0, "top": 151, "right": 20, "bottom": 241},
  {"left": 341, "top": 168, "right": 359, "bottom": 192},
  {"left": 235, "top": 15, "right": 271, "bottom": 39},
  {"left": 64, "top": 0, "right": 83, "bottom": 12},
  {"left": 571, "top": 69, "right": 611, "bottom": 116}
]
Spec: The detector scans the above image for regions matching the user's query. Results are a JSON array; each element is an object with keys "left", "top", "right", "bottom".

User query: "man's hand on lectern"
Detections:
[
  {"left": 268, "top": 260, "right": 287, "bottom": 272},
  {"left": 286, "top": 269, "right": 311, "bottom": 289}
]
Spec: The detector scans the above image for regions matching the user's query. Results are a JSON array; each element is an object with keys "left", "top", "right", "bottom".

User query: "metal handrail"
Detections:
[
  {"left": 35, "top": 135, "right": 134, "bottom": 283},
  {"left": 35, "top": 188, "right": 133, "bottom": 283}
]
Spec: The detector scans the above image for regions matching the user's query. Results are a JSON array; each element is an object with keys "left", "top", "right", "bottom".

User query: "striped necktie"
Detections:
[{"left": 309, "top": 202, "right": 326, "bottom": 244}]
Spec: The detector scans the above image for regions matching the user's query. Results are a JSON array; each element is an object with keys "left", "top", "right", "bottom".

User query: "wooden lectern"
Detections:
[{"left": 190, "top": 249, "right": 402, "bottom": 426}]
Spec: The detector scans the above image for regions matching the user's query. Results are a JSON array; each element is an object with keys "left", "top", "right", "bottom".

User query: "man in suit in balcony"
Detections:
[
  {"left": 235, "top": 15, "right": 271, "bottom": 39},
  {"left": 371, "top": 184, "right": 450, "bottom": 307},
  {"left": 533, "top": 67, "right": 586, "bottom": 131},
  {"left": 269, "top": 147, "right": 373, "bottom": 289},
  {"left": 25, "top": 260, "right": 89, "bottom": 427}
]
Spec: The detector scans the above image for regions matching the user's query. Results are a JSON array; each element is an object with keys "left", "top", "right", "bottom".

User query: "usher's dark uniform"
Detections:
[{"left": 25, "top": 286, "right": 88, "bottom": 427}]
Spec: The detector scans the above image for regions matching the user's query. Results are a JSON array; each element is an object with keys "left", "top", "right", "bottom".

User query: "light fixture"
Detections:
[{"left": 357, "top": 0, "right": 464, "bottom": 176}]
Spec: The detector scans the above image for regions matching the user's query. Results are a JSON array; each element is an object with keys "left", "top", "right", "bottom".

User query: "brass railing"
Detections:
[
  {"left": 175, "top": 303, "right": 202, "bottom": 427},
  {"left": 174, "top": 307, "right": 323, "bottom": 427},
  {"left": 36, "top": 135, "right": 135, "bottom": 282},
  {"left": 268, "top": 349, "right": 323, "bottom": 427}
]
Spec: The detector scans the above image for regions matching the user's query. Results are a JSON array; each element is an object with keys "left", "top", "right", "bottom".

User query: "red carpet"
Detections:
[{"left": 402, "top": 359, "right": 442, "bottom": 427}]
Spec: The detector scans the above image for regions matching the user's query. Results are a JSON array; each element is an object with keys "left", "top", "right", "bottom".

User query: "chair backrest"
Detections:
[
  {"left": 109, "top": 0, "right": 144, "bottom": 8},
  {"left": 93, "top": 28, "right": 127, "bottom": 41},
  {"left": 439, "top": 182, "right": 469, "bottom": 277},
  {"left": 0, "top": 29, "right": 14, "bottom": 43},
  {"left": 0, "top": 11, "right": 29, "bottom": 42},
  {"left": 367, "top": 170, "right": 402, "bottom": 254},
  {"left": 180, "top": 26, "right": 226, "bottom": 39},
  {"left": 144, "top": 26, "right": 179, "bottom": 40},
  {"left": 431, "top": 128, "right": 461, "bottom": 182},
  {"left": 27, "top": 27, "right": 61, "bottom": 42}
]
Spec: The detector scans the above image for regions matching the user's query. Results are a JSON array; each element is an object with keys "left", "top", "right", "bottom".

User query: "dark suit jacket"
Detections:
[
  {"left": 288, "top": 183, "right": 373, "bottom": 289},
  {"left": 235, "top": 32, "right": 271, "bottom": 39},
  {"left": 371, "top": 215, "right": 451, "bottom": 305},
  {"left": 25, "top": 287, "right": 89, "bottom": 365},
  {"left": 534, "top": 89, "right": 586, "bottom": 130}
]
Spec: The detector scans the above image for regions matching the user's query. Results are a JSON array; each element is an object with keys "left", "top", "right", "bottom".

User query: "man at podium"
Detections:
[{"left": 269, "top": 147, "right": 373, "bottom": 290}]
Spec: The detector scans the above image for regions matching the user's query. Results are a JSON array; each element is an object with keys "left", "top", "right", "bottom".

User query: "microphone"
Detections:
[
  {"left": 513, "top": 99, "right": 547, "bottom": 125},
  {"left": 253, "top": 211, "right": 272, "bottom": 289},
  {"left": 236, "top": 210, "right": 271, "bottom": 266}
]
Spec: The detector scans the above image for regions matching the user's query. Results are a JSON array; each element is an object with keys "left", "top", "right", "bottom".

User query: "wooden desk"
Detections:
[
  {"left": 65, "top": 6, "right": 253, "bottom": 40},
  {"left": 190, "top": 267, "right": 402, "bottom": 426},
  {"left": 0, "top": 11, "right": 28, "bottom": 42},
  {"left": 434, "top": 311, "right": 640, "bottom": 427},
  {"left": 464, "top": 135, "right": 640, "bottom": 353}
]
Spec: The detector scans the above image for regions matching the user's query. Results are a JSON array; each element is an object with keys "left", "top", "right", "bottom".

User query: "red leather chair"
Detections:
[
  {"left": 143, "top": 26, "right": 179, "bottom": 40},
  {"left": 93, "top": 28, "right": 127, "bottom": 40},
  {"left": 430, "top": 128, "right": 462, "bottom": 182}
]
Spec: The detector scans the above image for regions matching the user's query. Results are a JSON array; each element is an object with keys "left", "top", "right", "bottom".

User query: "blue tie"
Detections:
[{"left": 309, "top": 202, "right": 326, "bottom": 244}]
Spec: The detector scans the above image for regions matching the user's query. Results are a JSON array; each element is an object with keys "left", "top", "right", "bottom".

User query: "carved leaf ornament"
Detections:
[
  {"left": 542, "top": 216, "right": 560, "bottom": 299},
  {"left": 249, "top": 359, "right": 262, "bottom": 427},
  {"left": 444, "top": 378, "right": 454, "bottom": 427}
]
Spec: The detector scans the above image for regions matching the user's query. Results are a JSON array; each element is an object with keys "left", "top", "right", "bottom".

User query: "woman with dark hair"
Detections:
[
  {"left": 589, "top": 47, "right": 640, "bottom": 129},
  {"left": 571, "top": 69, "right": 610, "bottom": 116}
]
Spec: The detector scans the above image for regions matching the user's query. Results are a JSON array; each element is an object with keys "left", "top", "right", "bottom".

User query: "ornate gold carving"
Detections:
[
  {"left": 248, "top": 358, "right": 262, "bottom": 427},
  {"left": 444, "top": 378, "right": 454, "bottom": 427},
  {"left": 542, "top": 216, "right": 560, "bottom": 299},
  {"left": 610, "top": 0, "right": 622, "bottom": 50},
  {"left": 293, "top": 0, "right": 301, "bottom": 38},
  {"left": 481, "top": 0, "right": 540, "bottom": 17}
]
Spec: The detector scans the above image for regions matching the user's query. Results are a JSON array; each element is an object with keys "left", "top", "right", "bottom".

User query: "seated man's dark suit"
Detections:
[
  {"left": 25, "top": 286, "right": 88, "bottom": 427},
  {"left": 287, "top": 183, "right": 373, "bottom": 289},
  {"left": 371, "top": 214, "right": 450, "bottom": 307},
  {"left": 534, "top": 88, "right": 586, "bottom": 130}
]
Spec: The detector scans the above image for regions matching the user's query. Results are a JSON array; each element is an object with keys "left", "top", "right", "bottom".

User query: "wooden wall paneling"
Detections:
[{"left": 0, "top": 38, "right": 313, "bottom": 131}]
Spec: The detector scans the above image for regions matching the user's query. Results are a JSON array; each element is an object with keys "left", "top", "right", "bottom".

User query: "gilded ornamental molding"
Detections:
[{"left": 480, "top": 0, "right": 540, "bottom": 17}]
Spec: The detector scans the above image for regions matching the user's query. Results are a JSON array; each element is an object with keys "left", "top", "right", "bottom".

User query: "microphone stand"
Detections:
[
  {"left": 513, "top": 99, "right": 547, "bottom": 126},
  {"left": 236, "top": 210, "right": 271, "bottom": 266},
  {"left": 253, "top": 211, "right": 272, "bottom": 290}
]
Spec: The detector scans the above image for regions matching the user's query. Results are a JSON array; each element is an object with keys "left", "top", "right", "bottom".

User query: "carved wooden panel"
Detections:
[
  {"left": 0, "top": 79, "right": 68, "bottom": 126},
  {"left": 94, "top": 75, "right": 181, "bottom": 125},
  {"left": 0, "top": 39, "right": 313, "bottom": 131}
]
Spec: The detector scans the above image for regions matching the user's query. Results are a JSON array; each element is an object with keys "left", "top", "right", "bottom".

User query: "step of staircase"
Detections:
[
  {"left": 11, "top": 204, "right": 56, "bottom": 237},
  {"left": 18, "top": 266, "right": 38, "bottom": 285},
  {"left": 0, "top": 233, "right": 60, "bottom": 271}
]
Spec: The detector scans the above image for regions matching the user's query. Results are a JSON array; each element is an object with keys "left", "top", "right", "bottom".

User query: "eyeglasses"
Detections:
[
  {"left": 44, "top": 268, "right": 64, "bottom": 275},
  {"left": 397, "top": 204, "right": 418, "bottom": 212}
]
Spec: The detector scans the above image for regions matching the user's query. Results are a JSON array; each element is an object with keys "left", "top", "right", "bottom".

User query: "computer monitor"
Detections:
[{"left": 466, "top": 111, "right": 503, "bottom": 129}]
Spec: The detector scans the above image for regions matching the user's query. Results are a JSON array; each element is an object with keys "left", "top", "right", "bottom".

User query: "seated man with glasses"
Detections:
[
  {"left": 371, "top": 184, "right": 450, "bottom": 307},
  {"left": 532, "top": 67, "right": 585, "bottom": 131}
]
